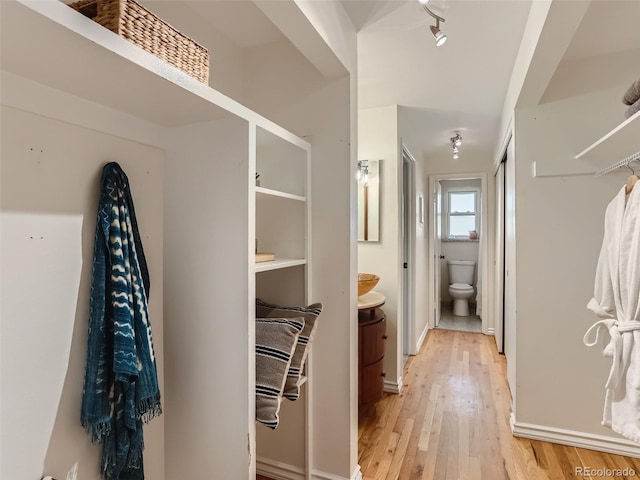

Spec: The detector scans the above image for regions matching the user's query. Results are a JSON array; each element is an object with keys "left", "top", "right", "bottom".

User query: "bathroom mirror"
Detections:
[{"left": 357, "top": 159, "right": 380, "bottom": 242}]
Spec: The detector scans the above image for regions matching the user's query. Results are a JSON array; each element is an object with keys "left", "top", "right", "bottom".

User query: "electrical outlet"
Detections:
[{"left": 66, "top": 463, "right": 78, "bottom": 480}]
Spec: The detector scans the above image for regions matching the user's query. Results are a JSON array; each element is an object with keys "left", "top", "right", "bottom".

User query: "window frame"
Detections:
[{"left": 444, "top": 187, "right": 480, "bottom": 240}]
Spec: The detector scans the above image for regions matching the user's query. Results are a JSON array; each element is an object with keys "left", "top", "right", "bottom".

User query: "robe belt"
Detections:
[{"left": 584, "top": 319, "right": 640, "bottom": 390}]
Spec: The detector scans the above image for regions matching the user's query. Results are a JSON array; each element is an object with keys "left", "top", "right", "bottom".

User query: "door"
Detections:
[
  {"left": 494, "top": 161, "right": 505, "bottom": 353},
  {"left": 433, "top": 181, "right": 442, "bottom": 327}
]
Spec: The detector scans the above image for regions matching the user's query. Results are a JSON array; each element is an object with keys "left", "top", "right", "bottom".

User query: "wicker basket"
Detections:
[{"left": 69, "top": 0, "right": 209, "bottom": 83}]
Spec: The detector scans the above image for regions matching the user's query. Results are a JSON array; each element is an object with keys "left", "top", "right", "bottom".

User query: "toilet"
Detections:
[{"left": 447, "top": 260, "right": 476, "bottom": 317}]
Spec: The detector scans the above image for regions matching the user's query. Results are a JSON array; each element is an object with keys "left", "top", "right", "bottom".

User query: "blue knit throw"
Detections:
[{"left": 81, "top": 162, "right": 162, "bottom": 480}]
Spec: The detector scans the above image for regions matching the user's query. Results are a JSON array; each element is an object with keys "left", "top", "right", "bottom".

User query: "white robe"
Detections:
[{"left": 584, "top": 184, "right": 640, "bottom": 444}]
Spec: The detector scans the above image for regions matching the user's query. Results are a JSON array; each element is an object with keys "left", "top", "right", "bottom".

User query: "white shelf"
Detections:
[
  {"left": 0, "top": 0, "right": 313, "bottom": 149},
  {"left": 0, "top": 0, "right": 247, "bottom": 126},
  {"left": 534, "top": 110, "right": 640, "bottom": 178},
  {"left": 256, "top": 186, "right": 306, "bottom": 202},
  {"left": 576, "top": 110, "right": 640, "bottom": 165},
  {"left": 255, "top": 258, "right": 307, "bottom": 273}
]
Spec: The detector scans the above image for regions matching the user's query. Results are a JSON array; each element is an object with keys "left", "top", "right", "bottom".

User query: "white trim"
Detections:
[
  {"left": 443, "top": 187, "right": 480, "bottom": 240},
  {"left": 415, "top": 323, "right": 429, "bottom": 353},
  {"left": 311, "top": 466, "right": 361, "bottom": 480},
  {"left": 257, "top": 457, "right": 305, "bottom": 480},
  {"left": 351, "top": 465, "right": 363, "bottom": 480},
  {"left": 384, "top": 376, "right": 403, "bottom": 394},
  {"left": 400, "top": 145, "right": 417, "bottom": 367},
  {"left": 511, "top": 419, "right": 640, "bottom": 458},
  {"left": 257, "top": 458, "right": 362, "bottom": 480},
  {"left": 493, "top": 120, "right": 512, "bottom": 175}
]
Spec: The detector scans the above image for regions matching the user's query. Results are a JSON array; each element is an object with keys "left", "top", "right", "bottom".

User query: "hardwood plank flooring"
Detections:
[
  {"left": 359, "top": 329, "right": 640, "bottom": 480},
  {"left": 259, "top": 329, "right": 640, "bottom": 480}
]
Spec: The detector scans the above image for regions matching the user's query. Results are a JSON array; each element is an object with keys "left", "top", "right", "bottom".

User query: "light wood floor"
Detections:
[
  {"left": 259, "top": 328, "right": 640, "bottom": 480},
  {"left": 358, "top": 329, "right": 640, "bottom": 479}
]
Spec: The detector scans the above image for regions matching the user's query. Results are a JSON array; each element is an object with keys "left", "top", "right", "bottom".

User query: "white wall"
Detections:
[
  {"left": 163, "top": 117, "right": 251, "bottom": 479},
  {"left": 511, "top": 87, "right": 636, "bottom": 438},
  {"left": 358, "top": 105, "right": 403, "bottom": 384},
  {"left": 397, "top": 109, "right": 431, "bottom": 352},
  {"left": 0, "top": 105, "right": 165, "bottom": 480}
]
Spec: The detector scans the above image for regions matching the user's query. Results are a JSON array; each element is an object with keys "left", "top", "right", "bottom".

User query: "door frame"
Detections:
[
  {"left": 428, "top": 172, "right": 489, "bottom": 333},
  {"left": 494, "top": 160, "right": 506, "bottom": 353},
  {"left": 401, "top": 146, "right": 416, "bottom": 358}
]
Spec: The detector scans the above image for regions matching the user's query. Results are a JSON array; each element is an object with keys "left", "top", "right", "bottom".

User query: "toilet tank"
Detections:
[{"left": 448, "top": 260, "right": 476, "bottom": 285}]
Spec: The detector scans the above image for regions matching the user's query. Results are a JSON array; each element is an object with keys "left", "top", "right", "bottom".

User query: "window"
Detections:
[{"left": 446, "top": 189, "right": 479, "bottom": 239}]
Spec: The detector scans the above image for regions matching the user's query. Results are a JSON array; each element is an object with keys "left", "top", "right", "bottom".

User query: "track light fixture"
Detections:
[
  {"left": 450, "top": 133, "right": 462, "bottom": 159},
  {"left": 420, "top": 1, "right": 447, "bottom": 47}
]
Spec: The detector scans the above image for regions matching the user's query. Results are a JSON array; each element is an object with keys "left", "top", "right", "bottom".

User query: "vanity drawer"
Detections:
[
  {"left": 359, "top": 358, "right": 385, "bottom": 405},
  {"left": 359, "top": 314, "right": 386, "bottom": 365}
]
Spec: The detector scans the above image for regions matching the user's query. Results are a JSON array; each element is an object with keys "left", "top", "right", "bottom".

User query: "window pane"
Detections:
[
  {"left": 450, "top": 192, "right": 475, "bottom": 213},
  {"left": 449, "top": 215, "right": 476, "bottom": 236}
]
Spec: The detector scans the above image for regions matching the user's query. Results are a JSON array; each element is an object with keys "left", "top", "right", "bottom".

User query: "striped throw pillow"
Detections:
[
  {"left": 256, "top": 299, "right": 323, "bottom": 401},
  {"left": 255, "top": 317, "right": 304, "bottom": 429}
]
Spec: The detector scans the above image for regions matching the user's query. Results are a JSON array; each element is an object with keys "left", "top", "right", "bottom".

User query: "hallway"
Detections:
[{"left": 358, "top": 329, "right": 640, "bottom": 479}]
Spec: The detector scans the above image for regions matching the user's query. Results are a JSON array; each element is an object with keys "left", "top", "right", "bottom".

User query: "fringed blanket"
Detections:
[{"left": 81, "top": 162, "right": 162, "bottom": 480}]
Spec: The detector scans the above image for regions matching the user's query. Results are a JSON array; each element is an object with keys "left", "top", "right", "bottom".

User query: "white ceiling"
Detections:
[
  {"left": 172, "top": 0, "right": 638, "bottom": 163},
  {"left": 343, "top": 0, "right": 532, "bottom": 160}
]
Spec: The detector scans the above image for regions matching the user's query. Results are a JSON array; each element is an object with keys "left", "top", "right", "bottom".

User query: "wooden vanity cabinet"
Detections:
[{"left": 358, "top": 307, "right": 386, "bottom": 405}]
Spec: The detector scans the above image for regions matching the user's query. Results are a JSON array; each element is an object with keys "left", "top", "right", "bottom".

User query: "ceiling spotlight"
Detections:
[
  {"left": 450, "top": 133, "right": 462, "bottom": 147},
  {"left": 453, "top": 153, "right": 459, "bottom": 160},
  {"left": 453, "top": 146, "right": 459, "bottom": 154},
  {"left": 420, "top": 1, "right": 447, "bottom": 47},
  {"left": 430, "top": 21, "right": 447, "bottom": 47}
]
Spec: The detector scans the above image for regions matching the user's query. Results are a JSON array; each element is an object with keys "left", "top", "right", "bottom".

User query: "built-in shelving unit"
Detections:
[
  {"left": 254, "top": 123, "right": 312, "bottom": 479},
  {"left": 0, "top": 1, "right": 314, "bottom": 479}
]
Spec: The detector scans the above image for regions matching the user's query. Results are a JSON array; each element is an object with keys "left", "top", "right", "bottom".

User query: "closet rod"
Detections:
[{"left": 594, "top": 151, "right": 640, "bottom": 178}]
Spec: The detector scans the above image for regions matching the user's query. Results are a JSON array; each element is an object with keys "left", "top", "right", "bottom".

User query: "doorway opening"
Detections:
[
  {"left": 428, "top": 173, "right": 488, "bottom": 334},
  {"left": 401, "top": 146, "right": 416, "bottom": 364}
]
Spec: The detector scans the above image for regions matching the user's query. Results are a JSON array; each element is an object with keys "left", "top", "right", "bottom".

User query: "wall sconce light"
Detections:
[
  {"left": 419, "top": 0, "right": 447, "bottom": 47},
  {"left": 357, "top": 160, "right": 369, "bottom": 186}
]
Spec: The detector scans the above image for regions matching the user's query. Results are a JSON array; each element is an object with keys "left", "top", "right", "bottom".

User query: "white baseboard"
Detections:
[
  {"left": 312, "top": 465, "right": 362, "bottom": 480},
  {"left": 384, "top": 376, "right": 403, "bottom": 394},
  {"left": 257, "top": 457, "right": 305, "bottom": 480},
  {"left": 415, "top": 324, "right": 429, "bottom": 352},
  {"left": 257, "top": 458, "right": 362, "bottom": 480},
  {"left": 511, "top": 416, "right": 640, "bottom": 458},
  {"left": 351, "top": 465, "right": 363, "bottom": 480}
]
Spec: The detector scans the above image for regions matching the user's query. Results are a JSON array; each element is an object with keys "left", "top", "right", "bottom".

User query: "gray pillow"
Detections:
[
  {"left": 255, "top": 317, "right": 304, "bottom": 429},
  {"left": 256, "top": 299, "right": 323, "bottom": 401}
]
